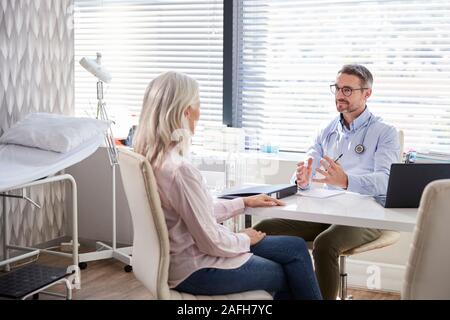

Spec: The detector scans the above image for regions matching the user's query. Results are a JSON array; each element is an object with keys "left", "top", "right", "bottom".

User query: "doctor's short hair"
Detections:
[{"left": 338, "top": 64, "right": 373, "bottom": 89}]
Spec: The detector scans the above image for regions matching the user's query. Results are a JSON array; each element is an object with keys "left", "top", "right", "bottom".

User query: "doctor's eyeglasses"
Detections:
[{"left": 330, "top": 85, "right": 369, "bottom": 97}]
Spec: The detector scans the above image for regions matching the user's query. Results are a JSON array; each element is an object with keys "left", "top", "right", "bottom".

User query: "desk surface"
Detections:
[{"left": 246, "top": 192, "right": 418, "bottom": 232}]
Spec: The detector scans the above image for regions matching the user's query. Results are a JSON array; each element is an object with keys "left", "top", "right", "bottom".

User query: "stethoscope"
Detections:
[{"left": 325, "top": 114, "right": 374, "bottom": 155}]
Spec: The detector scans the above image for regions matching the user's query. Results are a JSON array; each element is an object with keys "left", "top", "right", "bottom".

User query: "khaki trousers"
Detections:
[{"left": 253, "top": 218, "right": 381, "bottom": 300}]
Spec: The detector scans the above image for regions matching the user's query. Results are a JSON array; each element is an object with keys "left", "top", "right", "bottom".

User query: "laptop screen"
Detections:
[{"left": 384, "top": 163, "right": 450, "bottom": 208}]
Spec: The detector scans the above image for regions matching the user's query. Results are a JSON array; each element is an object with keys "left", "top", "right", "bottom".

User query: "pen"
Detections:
[{"left": 334, "top": 153, "right": 343, "bottom": 163}]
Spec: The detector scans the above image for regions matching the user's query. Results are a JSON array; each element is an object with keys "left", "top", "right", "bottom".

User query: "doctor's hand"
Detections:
[
  {"left": 240, "top": 228, "right": 266, "bottom": 245},
  {"left": 312, "top": 155, "right": 349, "bottom": 189},
  {"left": 243, "top": 194, "right": 284, "bottom": 208},
  {"left": 296, "top": 158, "right": 313, "bottom": 188}
]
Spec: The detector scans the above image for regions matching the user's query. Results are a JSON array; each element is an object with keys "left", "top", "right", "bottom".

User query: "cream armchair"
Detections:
[
  {"left": 402, "top": 179, "right": 450, "bottom": 299},
  {"left": 117, "top": 148, "right": 272, "bottom": 300}
]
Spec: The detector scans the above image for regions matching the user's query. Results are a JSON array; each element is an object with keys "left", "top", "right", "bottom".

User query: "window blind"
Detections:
[
  {"left": 237, "top": 0, "right": 450, "bottom": 153},
  {"left": 74, "top": 0, "right": 223, "bottom": 141}
]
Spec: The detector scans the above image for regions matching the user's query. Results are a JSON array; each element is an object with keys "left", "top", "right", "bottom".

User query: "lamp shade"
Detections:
[{"left": 79, "top": 52, "right": 112, "bottom": 83}]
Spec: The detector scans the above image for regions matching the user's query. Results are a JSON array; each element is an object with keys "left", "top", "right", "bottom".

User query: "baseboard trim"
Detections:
[{"left": 346, "top": 258, "right": 405, "bottom": 293}]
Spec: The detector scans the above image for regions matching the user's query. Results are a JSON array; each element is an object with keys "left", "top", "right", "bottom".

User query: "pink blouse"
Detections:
[{"left": 153, "top": 150, "right": 252, "bottom": 288}]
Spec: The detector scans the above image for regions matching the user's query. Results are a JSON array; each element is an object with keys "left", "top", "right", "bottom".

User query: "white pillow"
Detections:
[{"left": 0, "top": 113, "right": 109, "bottom": 153}]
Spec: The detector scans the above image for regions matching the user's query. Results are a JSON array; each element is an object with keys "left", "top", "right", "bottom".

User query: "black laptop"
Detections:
[{"left": 375, "top": 163, "right": 450, "bottom": 208}]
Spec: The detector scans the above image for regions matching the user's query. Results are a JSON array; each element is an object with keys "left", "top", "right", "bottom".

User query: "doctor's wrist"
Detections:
[
  {"left": 341, "top": 175, "right": 349, "bottom": 190},
  {"left": 296, "top": 181, "right": 310, "bottom": 190}
]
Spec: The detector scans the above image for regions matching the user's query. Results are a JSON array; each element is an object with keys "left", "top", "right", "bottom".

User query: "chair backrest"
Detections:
[
  {"left": 118, "top": 148, "right": 171, "bottom": 299},
  {"left": 397, "top": 129, "right": 404, "bottom": 162},
  {"left": 402, "top": 179, "right": 450, "bottom": 299}
]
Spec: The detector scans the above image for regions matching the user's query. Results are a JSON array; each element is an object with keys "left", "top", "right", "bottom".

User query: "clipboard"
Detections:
[{"left": 218, "top": 184, "right": 297, "bottom": 200}]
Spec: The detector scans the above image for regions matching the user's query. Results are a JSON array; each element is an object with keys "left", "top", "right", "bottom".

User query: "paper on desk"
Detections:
[
  {"left": 344, "top": 191, "right": 373, "bottom": 198},
  {"left": 296, "top": 188, "right": 345, "bottom": 198}
]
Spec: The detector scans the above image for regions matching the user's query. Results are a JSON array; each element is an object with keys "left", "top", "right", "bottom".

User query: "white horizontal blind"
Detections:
[
  {"left": 74, "top": 0, "right": 223, "bottom": 141},
  {"left": 237, "top": 0, "right": 450, "bottom": 153}
]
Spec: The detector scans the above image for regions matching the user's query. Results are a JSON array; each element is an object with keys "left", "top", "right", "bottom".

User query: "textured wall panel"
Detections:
[{"left": 0, "top": 0, "right": 74, "bottom": 258}]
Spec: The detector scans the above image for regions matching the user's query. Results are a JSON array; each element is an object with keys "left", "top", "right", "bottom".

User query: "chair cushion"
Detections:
[
  {"left": 170, "top": 289, "right": 273, "bottom": 300},
  {"left": 343, "top": 230, "right": 400, "bottom": 255}
]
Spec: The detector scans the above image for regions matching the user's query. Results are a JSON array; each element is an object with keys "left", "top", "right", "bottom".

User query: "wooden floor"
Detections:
[
  {"left": 3, "top": 252, "right": 400, "bottom": 300},
  {"left": 348, "top": 287, "right": 399, "bottom": 300}
]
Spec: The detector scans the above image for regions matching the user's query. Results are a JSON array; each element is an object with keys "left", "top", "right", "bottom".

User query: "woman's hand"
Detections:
[
  {"left": 240, "top": 228, "right": 266, "bottom": 245},
  {"left": 243, "top": 194, "right": 284, "bottom": 208}
]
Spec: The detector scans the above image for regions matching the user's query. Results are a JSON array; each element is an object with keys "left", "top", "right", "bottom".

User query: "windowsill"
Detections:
[
  {"left": 190, "top": 146, "right": 304, "bottom": 162},
  {"left": 111, "top": 144, "right": 305, "bottom": 162}
]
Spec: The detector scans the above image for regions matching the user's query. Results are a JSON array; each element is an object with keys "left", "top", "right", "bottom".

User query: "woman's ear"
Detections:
[{"left": 184, "top": 106, "right": 192, "bottom": 118}]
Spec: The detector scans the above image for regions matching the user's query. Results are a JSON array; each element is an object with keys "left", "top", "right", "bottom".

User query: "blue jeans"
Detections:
[{"left": 175, "top": 236, "right": 322, "bottom": 300}]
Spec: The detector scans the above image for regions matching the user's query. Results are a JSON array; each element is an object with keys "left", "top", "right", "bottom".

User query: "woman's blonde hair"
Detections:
[{"left": 133, "top": 71, "right": 199, "bottom": 167}]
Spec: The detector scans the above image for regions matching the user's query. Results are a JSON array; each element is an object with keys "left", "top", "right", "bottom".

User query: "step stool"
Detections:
[{"left": 0, "top": 263, "right": 73, "bottom": 300}]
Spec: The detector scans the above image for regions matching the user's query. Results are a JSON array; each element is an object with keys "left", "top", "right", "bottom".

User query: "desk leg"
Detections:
[{"left": 245, "top": 215, "right": 252, "bottom": 228}]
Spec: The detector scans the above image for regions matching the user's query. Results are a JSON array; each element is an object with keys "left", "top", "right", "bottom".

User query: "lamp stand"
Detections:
[{"left": 77, "top": 80, "right": 132, "bottom": 272}]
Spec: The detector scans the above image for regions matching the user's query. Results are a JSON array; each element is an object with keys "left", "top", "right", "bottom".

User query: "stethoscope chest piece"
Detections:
[
  {"left": 354, "top": 144, "right": 365, "bottom": 154},
  {"left": 328, "top": 112, "right": 373, "bottom": 156}
]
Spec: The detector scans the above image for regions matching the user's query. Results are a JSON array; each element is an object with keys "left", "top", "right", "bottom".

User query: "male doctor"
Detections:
[{"left": 254, "top": 64, "right": 400, "bottom": 299}]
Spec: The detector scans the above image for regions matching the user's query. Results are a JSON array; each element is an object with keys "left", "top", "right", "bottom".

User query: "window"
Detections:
[
  {"left": 236, "top": 0, "right": 450, "bottom": 153},
  {"left": 74, "top": 0, "right": 224, "bottom": 141}
]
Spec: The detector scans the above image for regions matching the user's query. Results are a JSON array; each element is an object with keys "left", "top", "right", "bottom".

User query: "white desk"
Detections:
[{"left": 246, "top": 192, "right": 418, "bottom": 232}]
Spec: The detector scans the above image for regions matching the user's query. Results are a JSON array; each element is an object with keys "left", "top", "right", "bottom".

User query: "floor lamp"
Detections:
[{"left": 79, "top": 53, "right": 132, "bottom": 272}]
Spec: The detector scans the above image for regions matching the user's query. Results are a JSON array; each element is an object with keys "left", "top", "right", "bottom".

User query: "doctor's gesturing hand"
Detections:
[
  {"left": 313, "top": 155, "right": 349, "bottom": 189},
  {"left": 296, "top": 158, "right": 313, "bottom": 188}
]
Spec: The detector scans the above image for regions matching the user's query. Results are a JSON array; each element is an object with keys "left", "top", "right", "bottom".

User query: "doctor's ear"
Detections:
[{"left": 365, "top": 88, "right": 372, "bottom": 99}]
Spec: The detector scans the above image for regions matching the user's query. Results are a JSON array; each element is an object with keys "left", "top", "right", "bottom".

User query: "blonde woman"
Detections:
[{"left": 133, "top": 71, "right": 322, "bottom": 300}]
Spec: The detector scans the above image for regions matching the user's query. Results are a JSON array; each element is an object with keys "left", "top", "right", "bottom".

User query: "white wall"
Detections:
[{"left": 66, "top": 147, "right": 133, "bottom": 245}]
